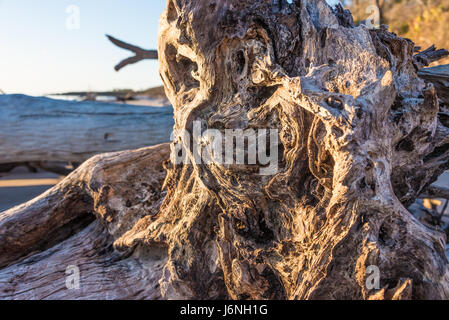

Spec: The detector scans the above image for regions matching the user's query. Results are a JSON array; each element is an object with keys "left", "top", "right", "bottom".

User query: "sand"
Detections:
[{"left": 0, "top": 167, "right": 63, "bottom": 212}]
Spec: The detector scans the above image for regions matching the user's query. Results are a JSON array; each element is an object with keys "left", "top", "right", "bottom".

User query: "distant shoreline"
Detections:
[
  {"left": 47, "top": 85, "right": 170, "bottom": 107},
  {"left": 50, "top": 85, "right": 167, "bottom": 99}
]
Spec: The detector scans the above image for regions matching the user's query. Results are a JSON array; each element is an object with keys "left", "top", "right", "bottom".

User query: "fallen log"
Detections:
[{"left": 0, "top": 94, "right": 173, "bottom": 164}]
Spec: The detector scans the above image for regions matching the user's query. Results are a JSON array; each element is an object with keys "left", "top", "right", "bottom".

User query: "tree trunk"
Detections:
[
  {"left": 2, "top": 0, "right": 449, "bottom": 300},
  {"left": 0, "top": 94, "right": 173, "bottom": 164}
]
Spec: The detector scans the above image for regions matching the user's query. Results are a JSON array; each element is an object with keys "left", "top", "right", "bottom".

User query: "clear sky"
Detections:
[
  {"left": 0, "top": 0, "right": 343, "bottom": 96},
  {"left": 0, "top": 0, "right": 166, "bottom": 95}
]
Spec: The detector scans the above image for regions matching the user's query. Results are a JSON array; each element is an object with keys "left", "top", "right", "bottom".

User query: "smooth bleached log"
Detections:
[
  {"left": 2, "top": 0, "right": 449, "bottom": 301},
  {"left": 0, "top": 94, "right": 173, "bottom": 164}
]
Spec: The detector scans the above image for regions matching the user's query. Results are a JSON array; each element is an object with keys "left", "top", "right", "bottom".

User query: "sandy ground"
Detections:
[{"left": 0, "top": 167, "right": 63, "bottom": 212}]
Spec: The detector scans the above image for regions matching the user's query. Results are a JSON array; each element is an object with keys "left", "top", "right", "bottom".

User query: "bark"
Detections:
[
  {"left": 2, "top": 0, "right": 449, "bottom": 300},
  {"left": 0, "top": 94, "right": 173, "bottom": 164}
]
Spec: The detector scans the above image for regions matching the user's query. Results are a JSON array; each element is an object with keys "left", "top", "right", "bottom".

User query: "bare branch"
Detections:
[
  {"left": 106, "top": 34, "right": 158, "bottom": 71},
  {"left": 418, "top": 64, "right": 449, "bottom": 106}
]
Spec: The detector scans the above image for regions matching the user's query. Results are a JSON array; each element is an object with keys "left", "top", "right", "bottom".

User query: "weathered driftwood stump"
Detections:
[{"left": 1, "top": 0, "right": 449, "bottom": 300}]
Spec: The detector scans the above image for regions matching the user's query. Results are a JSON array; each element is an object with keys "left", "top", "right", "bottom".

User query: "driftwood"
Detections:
[
  {"left": 414, "top": 45, "right": 449, "bottom": 69},
  {"left": 152, "top": 0, "right": 449, "bottom": 299},
  {"left": 107, "top": 35, "right": 158, "bottom": 72},
  {"left": 418, "top": 64, "right": 449, "bottom": 106},
  {"left": 0, "top": 94, "right": 173, "bottom": 164},
  {"left": 420, "top": 185, "right": 449, "bottom": 200},
  {"left": 2, "top": 0, "right": 449, "bottom": 300}
]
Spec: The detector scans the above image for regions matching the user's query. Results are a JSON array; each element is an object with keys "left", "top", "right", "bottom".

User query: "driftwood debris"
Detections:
[
  {"left": 107, "top": 35, "right": 158, "bottom": 71},
  {"left": 0, "top": 94, "right": 173, "bottom": 164},
  {"left": 2, "top": 0, "right": 449, "bottom": 300},
  {"left": 420, "top": 185, "right": 449, "bottom": 200}
]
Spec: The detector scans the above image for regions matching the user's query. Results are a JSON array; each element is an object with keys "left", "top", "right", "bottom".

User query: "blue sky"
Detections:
[
  {"left": 0, "top": 0, "right": 343, "bottom": 96},
  {"left": 0, "top": 0, "right": 166, "bottom": 95}
]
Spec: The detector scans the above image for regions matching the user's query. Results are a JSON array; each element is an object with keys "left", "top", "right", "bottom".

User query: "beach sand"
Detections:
[{"left": 0, "top": 167, "right": 63, "bottom": 212}]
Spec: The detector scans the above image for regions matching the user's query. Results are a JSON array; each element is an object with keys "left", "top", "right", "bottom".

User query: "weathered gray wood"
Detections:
[
  {"left": 0, "top": 143, "right": 170, "bottom": 299},
  {"left": 107, "top": 35, "right": 158, "bottom": 71},
  {"left": 0, "top": 94, "right": 173, "bottom": 164},
  {"left": 414, "top": 46, "right": 449, "bottom": 68}
]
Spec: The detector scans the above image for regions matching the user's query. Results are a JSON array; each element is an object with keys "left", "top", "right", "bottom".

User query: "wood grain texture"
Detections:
[
  {"left": 107, "top": 35, "right": 158, "bottom": 71},
  {"left": 2, "top": 0, "right": 449, "bottom": 300},
  {"left": 418, "top": 64, "right": 449, "bottom": 106},
  {"left": 0, "top": 94, "right": 173, "bottom": 164},
  {"left": 150, "top": 0, "right": 449, "bottom": 299},
  {"left": 0, "top": 144, "right": 170, "bottom": 299}
]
